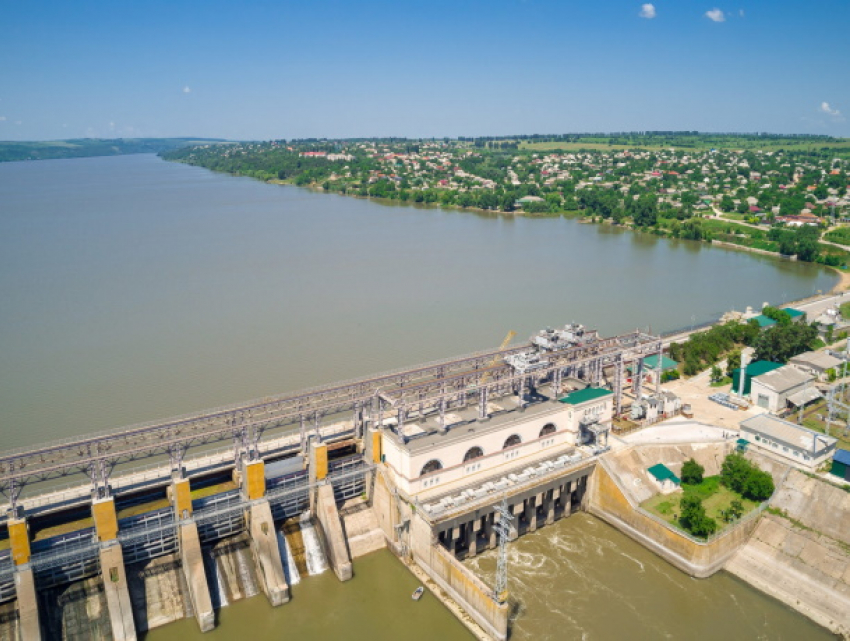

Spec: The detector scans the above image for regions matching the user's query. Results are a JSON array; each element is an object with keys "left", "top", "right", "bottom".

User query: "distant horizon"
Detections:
[{"left": 3, "top": 130, "right": 849, "bottom": 145}]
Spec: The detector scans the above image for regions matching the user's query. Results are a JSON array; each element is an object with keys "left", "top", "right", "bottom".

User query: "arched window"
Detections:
[
  {"left": 539, "top": 423, "right": 556, "bottom": 438},
  {"left": 503, "top": 434, "right": 522, "bottom": 449},
  {"left": 420, "top": 459, "right": 443, "bottom": 476},
  {"left": 463, "top": 446, "right": 484, "bottom": 462}
]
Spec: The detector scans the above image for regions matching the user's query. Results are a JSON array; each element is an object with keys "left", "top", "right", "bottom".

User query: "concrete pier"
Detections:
[
  {"left": 247, "top": 500, "right": 290, "bottom": 606},
  {"left": 179, "top": 521, "right": 215, "bottom": 632},
  {"left": 314, "top": 484, "right": 352, "bottom": 581},
  {"left": 15, "top": 567, "right": 41, "bottom": 641},
  {"left": 8, "top": 516, "right": 42, "bottom": 641},
  {"left": 100, "top": 542, "right": 137, "bottom": 641}
]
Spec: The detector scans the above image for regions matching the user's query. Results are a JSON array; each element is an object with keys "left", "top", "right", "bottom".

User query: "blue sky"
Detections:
[{"left": 1, "top": 0, "right": 848, "bottom": 141}]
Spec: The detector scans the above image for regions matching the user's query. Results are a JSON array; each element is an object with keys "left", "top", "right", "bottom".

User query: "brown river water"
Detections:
[{"left": 0, "top": 154, "right": 839, "bottom": 639}]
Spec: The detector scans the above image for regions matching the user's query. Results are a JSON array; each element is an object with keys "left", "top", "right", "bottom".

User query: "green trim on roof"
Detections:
[
  {"left": 558, "top": 387, "right": 613, "bottom": 405},
  {"left": 629, "top": 355, "right": 678, "bottom": 372},
  {"left": 647, "top": 463, "right": 681, "bottom": 484},
  {"left": 752, "top": 315, "right": 777, "bottom": 328},
  {"left": 782, "top": 308, "right": 805, "bottom": 318},
  {"left": 731, "top": 360, "right": 783, "bottom": 395}
]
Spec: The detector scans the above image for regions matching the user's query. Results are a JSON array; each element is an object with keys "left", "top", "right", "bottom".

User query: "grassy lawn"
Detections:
[
  {"left": 824, "top": 227, "right": 850, "bottom": 247},
  {"left": 710, "top": 376, "right": 733, "bottom": 387},
  {"left": 802, "top": 409, "right": 850, "bottom": 451},
  {"left": 641, "top": 476, "right": 760, "bottom": 530}
]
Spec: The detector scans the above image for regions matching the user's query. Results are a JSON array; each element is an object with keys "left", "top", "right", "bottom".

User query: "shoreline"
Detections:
[{"left": 268, "top": 177, "right": 848, "bottom": 294}]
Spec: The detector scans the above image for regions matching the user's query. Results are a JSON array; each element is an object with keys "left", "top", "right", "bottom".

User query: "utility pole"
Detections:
[{"left": 493, "top": 495, "right": 514, "bottom": 604}]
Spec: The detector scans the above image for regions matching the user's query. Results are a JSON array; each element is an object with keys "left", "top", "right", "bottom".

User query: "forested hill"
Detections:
[{"left": 0, "top": 138, "right": 229, "bottom": 163}]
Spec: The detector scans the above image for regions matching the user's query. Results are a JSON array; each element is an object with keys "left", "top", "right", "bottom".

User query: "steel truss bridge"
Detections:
[{"left": 0, "top": 329, "right": 662, "bottom": 510}]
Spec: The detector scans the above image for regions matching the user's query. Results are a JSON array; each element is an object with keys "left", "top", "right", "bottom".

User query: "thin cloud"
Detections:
[
  {"left": 739, "top": 9, "right": 745, "bottom": 17},
  {"left": 183, "top": 86, "right": 191, "bottom": 93},
  {"left": 0, "top": 116, "right": 6, "bottom": 121},
  {"left": 639, "top": 3, "right": 656, "bottom": 19},
  {"left": 820, "top": 101, "right": 841, "bottom": 117},
  {"left": 705, "top": 8, "right": 725, "bottom": 22}
]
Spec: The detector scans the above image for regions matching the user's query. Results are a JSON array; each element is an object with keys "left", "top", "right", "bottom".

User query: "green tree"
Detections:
[
  {"left": 681, "top": 459, "right": 705, "bottom": 485},
  {"left": 761, "top": 306, "right": 792, "bottom": 326},
  {"left": 679, "top": 495, "right": 717, "bottom": 537},
  {"left": 720, "top": 452, "right": 751, "bottom": 494},
  {"left": 726, "top": 350, "right": 741, "bottom": 377},
  {"left": 710, "top": 366, "right": 723, "bottom": 383},
  {"left": 752, "top": 322, "right": 818, "bottom": 363},
  {"left": 742, "top": 470, "right": 775, "bottom": 501}
]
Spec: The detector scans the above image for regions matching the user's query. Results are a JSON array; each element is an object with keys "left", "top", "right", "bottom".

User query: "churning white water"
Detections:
[{"left": 299, "top": 511, "right": 329, "bottom": 576}]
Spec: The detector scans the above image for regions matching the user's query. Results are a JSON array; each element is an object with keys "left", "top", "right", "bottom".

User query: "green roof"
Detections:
[
  {"left": 735, "top": 360, "right": 783, "bottom": 378},
  {"left": 736, "top": 438, "right": 750, "bottom": 445},
  {"left": 629, "top": 354, "right": 678, "bottom": 372},
  {"left": 782, "top": 308, "right": 805, "bottom": 319},
  {"left": 731, "top": 360, "right": 783, "bottom": 395},
  {"left": 752, "top": 315, "right": 777, "bottom": 328},
  {"left": 558, "top": 387, "right": 613, "bottom": 406},
  {"left": 647, "top": 463, "right": 680, "bottom": 484}
]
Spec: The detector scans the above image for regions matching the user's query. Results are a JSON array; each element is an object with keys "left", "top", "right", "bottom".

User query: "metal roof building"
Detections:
[
  {"left": 739, "top": 414, "right": 837, "bottom": 470},
  {"left": 732, "top": 360, "right": 782, "bottom": 396}
]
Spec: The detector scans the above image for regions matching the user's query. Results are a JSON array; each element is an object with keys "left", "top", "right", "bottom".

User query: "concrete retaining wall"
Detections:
[
  {"left": 409, "top": 511, "right": 508, "bottom": 641},
  {"left": 725, "top": 470, "right": 850, "bottom": 638},
  {"left": 587, "top": 454, "right": 757, "bottom": 577}
]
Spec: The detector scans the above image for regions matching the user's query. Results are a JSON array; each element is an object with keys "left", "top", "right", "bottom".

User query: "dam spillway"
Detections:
[{"left": 0, "top": 324, "right": 665, "bottom": 639}]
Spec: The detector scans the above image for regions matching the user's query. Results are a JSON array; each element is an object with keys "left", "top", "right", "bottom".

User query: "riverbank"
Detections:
[{"left": 264, "top": 176, "right": 848, "bottom": 290}]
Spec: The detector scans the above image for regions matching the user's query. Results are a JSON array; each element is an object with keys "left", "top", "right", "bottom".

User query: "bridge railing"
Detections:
[{"left": 0, "top": 341, "right": 531, "bottom": 462}]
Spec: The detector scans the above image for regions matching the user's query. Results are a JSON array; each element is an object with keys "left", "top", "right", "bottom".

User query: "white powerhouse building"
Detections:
[{"left": 381, "top": 387, "right": 613, "bottom": 496}]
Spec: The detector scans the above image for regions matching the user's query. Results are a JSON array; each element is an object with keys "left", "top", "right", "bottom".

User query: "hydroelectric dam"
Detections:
[{"left": 0, "top": 325, "right": 667, "bottom": 640}]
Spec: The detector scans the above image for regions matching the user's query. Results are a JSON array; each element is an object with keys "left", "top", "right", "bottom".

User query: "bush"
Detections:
[
  {"left": 743, "top": 470, "right": 775, "bottom": 501},
  {"left": 679, "top": 495, "right": 717, "bottom": 537},
  {"left": 720, "top": 453, "right": 775, "bottom": 501},
  {"left": 681, "top": 459, "right": 704, "bottom": 485}
]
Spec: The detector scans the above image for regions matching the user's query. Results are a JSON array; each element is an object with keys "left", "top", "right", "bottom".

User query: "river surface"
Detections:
[
  {"left": 0, "top": 153, "right": 836, "bottom": 449},
  {"left": 467, "top": 513, "right": 834, "bottom": 640},
  {"left": 0, "top": 153, "right": 839, "bottom": 640}
]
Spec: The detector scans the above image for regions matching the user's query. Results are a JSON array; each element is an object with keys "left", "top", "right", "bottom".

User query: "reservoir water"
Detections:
[{"left": 0, "top": 153, "right": 838, "bottom": 639}]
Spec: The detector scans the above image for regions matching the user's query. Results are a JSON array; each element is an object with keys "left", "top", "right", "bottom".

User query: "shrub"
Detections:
[
  {"left": 720, "top": 453, "right": 775, "bottom": 501},
  {"left": 743, "top": 470, "right": 775, "bottom": 501},
  {"left": 681, "top": 459, "right": 704, "bottom": 485},
  {"left": 679, "top": 495, "right": 717, "bottom": 537}
]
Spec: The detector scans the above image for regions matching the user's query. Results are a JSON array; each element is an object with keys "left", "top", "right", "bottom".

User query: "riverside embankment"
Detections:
[{"left": 584, "top": 436, "right": 850, "bottom": 638}]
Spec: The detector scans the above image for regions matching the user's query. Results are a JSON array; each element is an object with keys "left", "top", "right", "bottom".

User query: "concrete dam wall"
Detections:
[{"left": 725, "top": 470, "right": 850, "bottom": 638}]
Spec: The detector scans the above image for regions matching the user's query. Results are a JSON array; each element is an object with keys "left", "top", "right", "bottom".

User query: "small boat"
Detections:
[{"left": 412, "top": 586, "right": 425, "bottom": 601}]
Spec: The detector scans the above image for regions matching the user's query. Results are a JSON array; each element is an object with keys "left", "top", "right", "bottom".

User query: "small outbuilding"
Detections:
[
  {"left": 628, "top": 354, "right": 678, "bottom": 386},
  {"left": 739, "top": 414, "right": 837, "bottom": 470},
  {"left": 789, "top": 350, "right": 843, "bottom": 381},
  {"left": 782, "top": 308, "right": 807, "bottom": 323},
  {"left": 750, "top": 315, "right": 777, "bottom": 329},
  {"left": 750, "top": 364, "right": 818, "bottom": 412},
  {"left": 647, "top": 463, "right": 681, "bottom": 494}
]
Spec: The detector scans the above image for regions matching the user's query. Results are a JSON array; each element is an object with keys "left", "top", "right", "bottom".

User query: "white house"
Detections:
[
  {"left": 750, "top": 364, "right": 819, "bottom": 412},
  {"left": 739, "top": 414, "right": 838, "bottom": 470}
]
